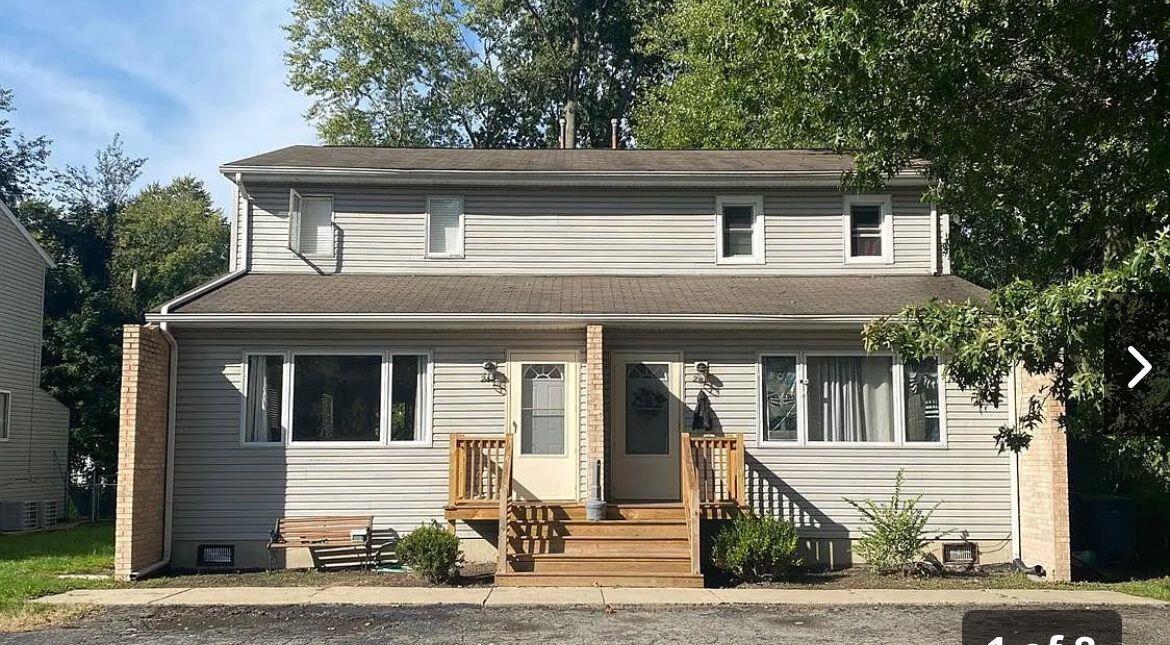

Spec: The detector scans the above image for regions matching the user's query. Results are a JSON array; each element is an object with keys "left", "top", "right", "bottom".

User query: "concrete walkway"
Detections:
[{"left": 34, "top": 586, "right": 1167, "bottom": 607}]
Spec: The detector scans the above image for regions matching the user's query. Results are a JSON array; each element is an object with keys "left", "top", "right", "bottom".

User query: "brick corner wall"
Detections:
[
  {"left": 1015, "top": 367, "right": 1072, "bottom": 581},
  {"left": 114, "top": 324, "right": 172, "bottom": 581},
  {"left": 585, "top": 324, "right": 606, "bottom": 500}
]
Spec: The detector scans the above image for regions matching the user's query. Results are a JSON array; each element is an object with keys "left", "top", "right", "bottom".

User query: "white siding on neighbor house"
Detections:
[
  {"left": 0, "top": 210, "right": 69, "bottom": 506},
  {"left": 239, "top": 185, "right": 936, "bottom": 275},
  {"left": 169, "top": 329, "right": 587, "bottom": 546},
  {"left": 170, "top": 326, "right": 1011, "bottom": 554},
  {"left": 609, "top": 330, "right": 1013, "bottom": 544}
]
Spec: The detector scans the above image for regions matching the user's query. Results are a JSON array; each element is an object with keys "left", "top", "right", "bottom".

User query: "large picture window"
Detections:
[
  {"left": 241, "top": 350, "right": 429, "bottom": 446},
  {"left": 807, "top": 356, "right": 894, "bottom": 443},
  {"left": 293, "top": 355, "right": 383, "bottom": 442},
  {"left": 759, "top": 353, "right": 944, "bottom": 446}
]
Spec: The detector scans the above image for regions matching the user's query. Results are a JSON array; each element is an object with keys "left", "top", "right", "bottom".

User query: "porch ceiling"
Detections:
[{"left": 164, "top": 273, "right": 986, "bottom": 319}]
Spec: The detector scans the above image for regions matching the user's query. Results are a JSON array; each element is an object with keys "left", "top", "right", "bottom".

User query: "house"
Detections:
[
  {"left": 0, "top": 200, "right": 70, "bottom": 531},
  {"left": 115, "top": 147, "right": 1072, "bottom": 584}
]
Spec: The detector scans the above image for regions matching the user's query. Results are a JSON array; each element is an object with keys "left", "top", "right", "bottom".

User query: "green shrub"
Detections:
[
  {"left": 711, "top": 513, "right": 801, "bottom": 581},
  {"left": 396, "top": 523, "right": 461, "bottom": 584},
  {"left": 844, "top": 470, "right": 939, "bottom": 575}
]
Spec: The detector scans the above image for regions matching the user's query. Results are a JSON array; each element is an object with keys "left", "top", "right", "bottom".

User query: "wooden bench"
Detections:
[{"left": 267, "top": 515, "right": 374, "bottom": 570}]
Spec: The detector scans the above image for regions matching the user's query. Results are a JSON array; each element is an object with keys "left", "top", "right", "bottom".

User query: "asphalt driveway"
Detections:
[{"left": 4, "top": 604, "right": 1168, "bottom": 644}]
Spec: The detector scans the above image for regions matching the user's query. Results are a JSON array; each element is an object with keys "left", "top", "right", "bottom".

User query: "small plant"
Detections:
[
  {"left": 396, "top": 522, "right": 461, "bottom": 584},
  {"left": 711, "top": 513, "right": 801, "bottom": 581},
  {"left": 844, "top": 469, "right": 939, "bottom": 575}
]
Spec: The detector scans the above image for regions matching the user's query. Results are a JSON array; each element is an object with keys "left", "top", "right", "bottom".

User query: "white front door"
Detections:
[
  {"left": 507, "top": 352, "right": 579, "bottom": 501},
  {"left": 611, "top": 353, "right": 683, "bottom": 501}
]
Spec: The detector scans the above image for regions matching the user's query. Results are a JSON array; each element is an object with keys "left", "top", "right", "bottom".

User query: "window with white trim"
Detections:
[
  {"left": 242, "top": 351, "right": 430, "bottom": 446},
  {"left": 426, "top": 196, "right": 464, "bottom": 258},
  {"left": 903, "top": 357, "right": 942, "bottom": 442},
  {"left": 759, "top": 353, "right": 944, "bottom": 445},
  {"left": 288, "top": 190, "right": 334, "bottom": 256},
  {"left": 243, "top": 355, "right": 284, "bottom": 444},
  {"left": 844, "top": 195, "right": 892, "bottom": 263},
  {"left": 0, "top": 391, "right": 10, "bottom": 440},
  {"left": 293, "top": 355, "right": 383, "bottom": 442},
  {"left": 807, "top": 355, "right": 895, "bottom": 443},
  {"left": 716, "top": 196, "right": 763, "bottom": 263}
]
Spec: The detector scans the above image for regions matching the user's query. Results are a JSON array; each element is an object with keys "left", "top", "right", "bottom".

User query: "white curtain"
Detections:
[
  {"left": 246, "top": 356, "right": 276, "bottom": 442},
  {"left": 811, "top": 357, "right": 893, "bottom": 442}
]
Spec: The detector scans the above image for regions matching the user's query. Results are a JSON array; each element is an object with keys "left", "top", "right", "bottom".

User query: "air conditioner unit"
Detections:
[{"left": 42, "top": 500, "right": 62, "bottom": 526}]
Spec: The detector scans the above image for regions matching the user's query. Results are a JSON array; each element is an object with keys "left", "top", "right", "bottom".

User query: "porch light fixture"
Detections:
[
  {"left": 481, "top": 361, "right": 502, "bottom": 384},
  {"left": 693, "top": 361, "right": 711, "bottom": 384}
]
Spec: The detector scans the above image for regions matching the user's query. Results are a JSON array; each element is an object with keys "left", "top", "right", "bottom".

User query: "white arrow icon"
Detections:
[{"left": 1128, "top": 346, "right": 1152, "bottom": 388}]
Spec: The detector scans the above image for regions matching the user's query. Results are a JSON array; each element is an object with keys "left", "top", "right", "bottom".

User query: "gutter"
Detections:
[
  {"left": 218, "top": 165, "right": 931, "bottom": 189},
  {"left": 129, "top": 323, "right": 179, "bottom": 579},
  {"left": 145, "top": 312, "right": 879, "bottom": 326}
]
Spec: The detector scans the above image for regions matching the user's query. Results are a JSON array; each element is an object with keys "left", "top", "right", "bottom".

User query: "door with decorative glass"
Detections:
[
  {"left": 611, "top": 353, "right": 683, "bottom": 500},
  {"left": 507, "top": 353, "right": 580, "bottom": 501}
]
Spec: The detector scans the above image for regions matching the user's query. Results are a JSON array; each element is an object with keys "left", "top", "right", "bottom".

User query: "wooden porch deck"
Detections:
[{"left": 444, "top": 433, "right": 746, "bottom": 587}]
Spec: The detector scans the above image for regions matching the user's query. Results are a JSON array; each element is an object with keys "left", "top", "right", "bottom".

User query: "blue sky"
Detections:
[{"left": 0, "top": 0, "right": 316, "bottom": 215}]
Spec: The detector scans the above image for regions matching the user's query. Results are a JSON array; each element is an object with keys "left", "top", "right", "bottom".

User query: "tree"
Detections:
[
  {"left": 0, "top": 86, "right": 51, "bottom": 205},
  {"left": 28, "top": 139, "right": 229, "bottom": 475},
  {"left": 285, "top": 0, "right": 669, "bottom": 148},
  {"left": 635, "top": 0, "right": 1170, "bottom": 486},
  {"left": 112, "top": 176, "right": 229, "bottom": 315}
]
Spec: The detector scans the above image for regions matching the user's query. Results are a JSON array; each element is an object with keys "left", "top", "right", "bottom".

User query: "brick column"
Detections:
[
  {"left": 585, "top": 324, "right": 607, "bottom": 500},
  {"left": 1014, "top": 367, "right": 1072, "bottom": 581},
  {"left": 114, "top": 324, "right": 171, "bottom": 581}
]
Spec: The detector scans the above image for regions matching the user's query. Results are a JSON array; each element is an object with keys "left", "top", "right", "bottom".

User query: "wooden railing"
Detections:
[
  {"left": 686, "top": 435, "right": 745, "bottom": 507},
  {"left": 496, "top": 433, "right": 514, "bottom": 572},
  {"left": 447, "top": 435, "right": 509, "bottom": 507},
  {"left": 679, "top": 433, "right": 702, "bottom": 575}
]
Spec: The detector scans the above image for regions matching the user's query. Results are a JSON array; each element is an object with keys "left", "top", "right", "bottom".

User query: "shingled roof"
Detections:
[
  {"left": 167, "top": 274, "right": 985, "bottom": 318},
  {"left": 222, "top": 146, "right": 859, "bottom": 174}
]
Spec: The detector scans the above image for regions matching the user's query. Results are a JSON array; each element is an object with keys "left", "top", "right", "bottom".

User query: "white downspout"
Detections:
[
  {"left": 1008, "top": 367, "right": 1022, "bottom": 560},
  {"left": 129, "top": 323, "right": 178, "bottom": 579}
]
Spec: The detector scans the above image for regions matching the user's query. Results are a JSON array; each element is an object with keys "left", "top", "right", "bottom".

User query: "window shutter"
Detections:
[
  {"left": 428, "top": 197, "right": 463, "bottom": 256},
  {"left": 288, "top": 189, "right": 303, "bottom": 253}
]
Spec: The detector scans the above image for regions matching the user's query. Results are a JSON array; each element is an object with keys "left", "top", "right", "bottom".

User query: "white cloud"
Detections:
[{"left": 1, "top": 0, "right": 317, "bottom": 216}]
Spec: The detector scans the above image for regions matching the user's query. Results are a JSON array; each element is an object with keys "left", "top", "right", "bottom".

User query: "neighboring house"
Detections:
[
  {"left": 116, "top": 148, "right": 1071, "bottom": 584},
  {"left": 0, "top": 200, "right": 70, "bottom": 531}
]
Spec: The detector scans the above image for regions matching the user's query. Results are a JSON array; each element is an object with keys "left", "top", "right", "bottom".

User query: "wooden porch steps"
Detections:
[{"left": 498, "top": 503, "right": 703, "bottom": 588}]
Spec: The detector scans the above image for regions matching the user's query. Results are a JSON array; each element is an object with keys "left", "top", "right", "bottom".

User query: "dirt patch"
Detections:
[
  {"left": 133, "top": 562, "right": 495, "bottom": 589},
  {"left": 0, "top": 604, "right": 95, "bottom": 634}
]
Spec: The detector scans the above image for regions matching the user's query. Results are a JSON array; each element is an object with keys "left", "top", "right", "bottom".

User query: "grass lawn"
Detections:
[{"left": 0, "top": 522, "right": 115, "bottom": 631}]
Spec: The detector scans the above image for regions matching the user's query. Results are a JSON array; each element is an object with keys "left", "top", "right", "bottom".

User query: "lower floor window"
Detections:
[
  {"left": 293, "top": 355, "right": 383, "bottom": 442},
  {"left": 242, "top": 350, "right": 429, "bottom": 446},
  {"left": 520, "top": 363, "right": 566, "bottom": 455},
  {"left": 760, "top": 353, "right": 943, "bottom": 445},
  {"left": 807, "top": 356, "right": 894, "bottom": 442}
]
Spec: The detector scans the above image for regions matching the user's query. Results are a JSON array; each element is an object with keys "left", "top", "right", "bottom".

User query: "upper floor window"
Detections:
[
  {"left": 716, "top": 196, "right": 764, "bottom": 264},
  {"left": 427, "top": 196, "right": 465, "bottom": 258},
  {"left": 844, "top": 194, "right": 892, "bottom": 263},
  {"left": 288, "top": 190, "right": 334, "bottom": 257}
]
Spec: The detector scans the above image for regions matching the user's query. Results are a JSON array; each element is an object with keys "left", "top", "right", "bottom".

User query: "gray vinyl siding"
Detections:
[
  {"left": 241, "top": 185, "right": 935, "bottom": 275},
  {"left": 170, "top": 327, "right": 1010, "bottom": 551},
  {"left": 0, "top": 211, "right": 69, "bottom": 505},
  {"left": 169, "top": 329, "right": 587, "bottom": 544},
  {"left": 609, "top": 330, "right": 1012, "bottom": 542}
]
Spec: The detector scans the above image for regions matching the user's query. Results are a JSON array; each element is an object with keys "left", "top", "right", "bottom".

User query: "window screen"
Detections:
[
  {"left": 721, "top": 204, "right": 755, "bottom": 258},
  {"left": 299, "top": 196, "right": 334, "bottom": 255},
  {"left": 807, "top": 356, "right": 894, "bottom": 442},
  {"left": 850, "top": 204, "right": 883, "bottom": 257},
  {"left": 428, "top": 197, "right": 463, "bottom": 256}
]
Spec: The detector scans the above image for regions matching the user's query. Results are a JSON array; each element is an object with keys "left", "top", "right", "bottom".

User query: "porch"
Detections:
[{"left": 444, "top": 433, "right": 745, "bottom": 586}]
